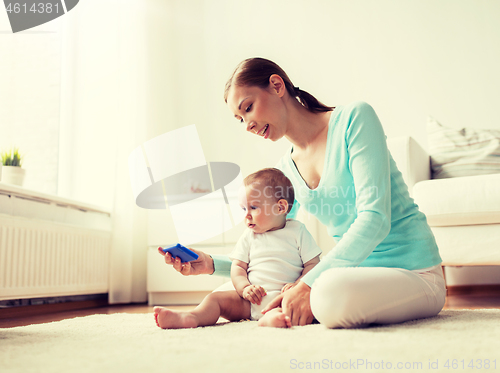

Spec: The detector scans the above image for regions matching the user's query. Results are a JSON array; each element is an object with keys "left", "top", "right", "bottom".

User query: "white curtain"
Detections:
[{"left": 59, "top": 0, "right": 150, "bottom": 303}]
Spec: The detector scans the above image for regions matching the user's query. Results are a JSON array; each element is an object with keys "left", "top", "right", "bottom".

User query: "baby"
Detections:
[{"left": 154, "top": 168, "right": 321, "bottom": 329}]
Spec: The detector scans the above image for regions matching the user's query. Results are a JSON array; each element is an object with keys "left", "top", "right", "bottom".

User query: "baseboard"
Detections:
[
  {"left": 447, "top": 284, "right": 500, "bottom": 296},
  {"left": 0, "top": 298, "right": 109, "bottom": 320}
]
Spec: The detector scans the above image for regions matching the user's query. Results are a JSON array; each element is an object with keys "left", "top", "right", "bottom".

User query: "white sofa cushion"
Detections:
[{"left": 413, "top": 173, "right": 500, "bottom": 226}]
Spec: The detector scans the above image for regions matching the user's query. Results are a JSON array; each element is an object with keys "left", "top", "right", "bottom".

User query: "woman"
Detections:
[{"left": 160, "top": 57, "right": 446, "bottom": 328}]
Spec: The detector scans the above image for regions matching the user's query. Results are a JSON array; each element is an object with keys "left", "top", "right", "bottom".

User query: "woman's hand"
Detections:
[
  {"left": 281, "top": 283, "right": 296, "bottom": 293},
  {"left": 157, "top": 247, "right": 214, "bottom": 276},
  {"left": 262, "top": 281, "right": 314, "bottom": 326},
  {"left": 242, "top": 285, "right": 267, "bottom": 305}
]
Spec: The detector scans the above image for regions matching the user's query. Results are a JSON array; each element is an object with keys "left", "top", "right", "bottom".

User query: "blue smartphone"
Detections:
[{"left": 161, "top": 243, "right": 199, "bottom": 263}]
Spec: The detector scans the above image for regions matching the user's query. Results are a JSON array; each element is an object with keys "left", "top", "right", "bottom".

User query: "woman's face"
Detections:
[{"left": 226, "top": 83, "right": 287, "bottom": 142}]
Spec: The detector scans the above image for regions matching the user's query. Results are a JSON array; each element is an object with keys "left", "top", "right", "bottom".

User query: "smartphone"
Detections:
[{"left": 161, "top": 243, "right": 199, "bottom": 263}]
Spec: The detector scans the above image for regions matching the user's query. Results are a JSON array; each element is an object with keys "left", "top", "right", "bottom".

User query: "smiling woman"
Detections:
[{"left": 224, "top": 59, "right": 333, "bottom": 143}]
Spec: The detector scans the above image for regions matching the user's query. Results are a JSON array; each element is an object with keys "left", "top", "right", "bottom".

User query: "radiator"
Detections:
[{"left": 0, "top": 186, "right": 112, "bottom": 301}]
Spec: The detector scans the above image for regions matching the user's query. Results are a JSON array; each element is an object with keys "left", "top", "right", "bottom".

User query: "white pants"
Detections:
[{"left": 310, "top": 265, "right": 446, "bottom": 328}]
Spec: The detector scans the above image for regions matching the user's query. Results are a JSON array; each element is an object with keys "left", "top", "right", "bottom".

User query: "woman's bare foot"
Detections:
[
  {"left": 258, "top": 308, "right": 292, "bottom": 328},
  {"left": 153, "top": 307, "right": 198, "bottom": 329}
]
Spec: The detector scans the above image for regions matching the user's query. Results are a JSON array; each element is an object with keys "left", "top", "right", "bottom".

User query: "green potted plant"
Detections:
[{"left": 1, "top": 147, "right": 26, "bottom": 186}]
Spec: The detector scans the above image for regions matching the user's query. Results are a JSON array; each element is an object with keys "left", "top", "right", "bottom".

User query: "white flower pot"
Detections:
[{"left": 1, "top": 166, "right": 26, "bottom": 186}]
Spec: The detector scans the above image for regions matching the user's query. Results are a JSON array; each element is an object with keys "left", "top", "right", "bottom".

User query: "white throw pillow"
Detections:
[{"left": 427, "top": 117, "right": 500, "bottom": 179}]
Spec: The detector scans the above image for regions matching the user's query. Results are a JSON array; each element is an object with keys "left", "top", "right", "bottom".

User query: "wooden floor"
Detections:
[{"left": 1, "top": 288, "right": 500, "bottom": 329}]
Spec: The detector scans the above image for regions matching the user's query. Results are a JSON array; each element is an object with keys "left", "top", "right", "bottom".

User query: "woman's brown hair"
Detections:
[{"left": 224, "top": 57, "right": 334, "bottom": 113}]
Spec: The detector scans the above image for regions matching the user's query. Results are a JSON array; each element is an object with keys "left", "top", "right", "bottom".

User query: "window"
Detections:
[{"left": 0, "top": 15, "right": 62, "bottom": 195}]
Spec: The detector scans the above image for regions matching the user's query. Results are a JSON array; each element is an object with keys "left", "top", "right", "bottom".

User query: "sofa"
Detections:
[{"left": 386, "top": 136, "right": 500, "bottom": 270}]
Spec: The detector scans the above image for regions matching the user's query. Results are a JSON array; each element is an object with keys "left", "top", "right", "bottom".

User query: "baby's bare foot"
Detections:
[
  {"left": 258, "top": 309, "right": 292, "bottom": 328},
  {"left": 153, "top": 307, "right": 198, "bottom": 329}
]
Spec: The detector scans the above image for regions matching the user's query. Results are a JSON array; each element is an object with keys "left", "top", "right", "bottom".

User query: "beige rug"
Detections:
[{"left": 1, "top": 310, "right": 499, "bottom": 373}]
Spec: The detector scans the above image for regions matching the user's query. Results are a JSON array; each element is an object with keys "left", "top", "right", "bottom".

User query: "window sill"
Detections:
[{"left": 0, "top": 182, "right": 111, "bottom": 230}]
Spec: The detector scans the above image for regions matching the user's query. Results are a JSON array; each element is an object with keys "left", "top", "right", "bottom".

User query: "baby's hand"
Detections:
[
  {"left": 281, "top": 283, "right": 296, "bottom": 293},
  {"left": 242, "top": 285, "right": 267, "bottom": 305}
]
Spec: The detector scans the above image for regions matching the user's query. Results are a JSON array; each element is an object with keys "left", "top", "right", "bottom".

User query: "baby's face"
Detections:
[{"left": 239, "top": 183, "right": 286, "bottom": 234}]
